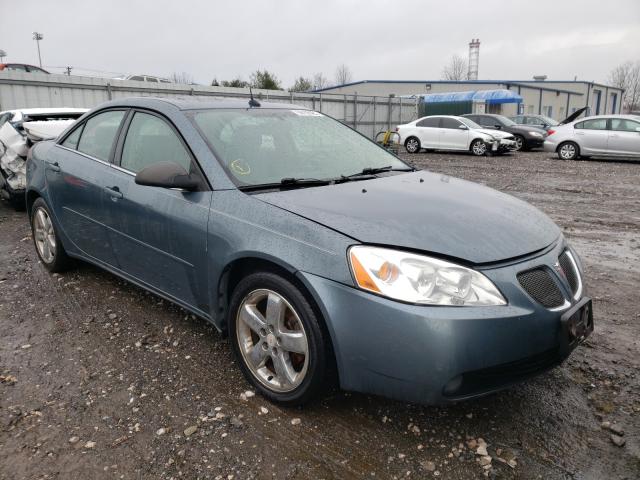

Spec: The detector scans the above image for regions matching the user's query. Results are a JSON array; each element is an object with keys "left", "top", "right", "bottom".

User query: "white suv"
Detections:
[{"left": 397, "top": 115, "right": 517, "bottom": 156}]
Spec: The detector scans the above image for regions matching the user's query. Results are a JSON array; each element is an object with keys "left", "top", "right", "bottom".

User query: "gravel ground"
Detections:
[{"left": 1, "top": 150, "right": 639, "bottom": 480}]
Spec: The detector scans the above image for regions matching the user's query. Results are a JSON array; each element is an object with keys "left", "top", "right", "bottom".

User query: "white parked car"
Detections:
[
  {"left": 396, "top": 115, "right": 517, "bottom": 156},
  {"left": 0, "top": 107, "right": 87, "bottom": 208},
  {"left": 544, "top": 115, "right": 640, "bottom": 160},
  {"left": 114, "top": 74, "right": 171, "bottom": 83}
]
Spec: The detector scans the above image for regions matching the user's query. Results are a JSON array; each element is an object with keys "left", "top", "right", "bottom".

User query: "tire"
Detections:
[
  {"left": 30, "top": 198, "right": 73, "bottom": 272},
  {"left": 404, "top": 137, "right": 421, "bottom": 154},
  {"left": 557, "top": 142, "right": 579, "bottom": 160},
  {"left": 470, "top": 139, "right": 488, "bottom": 156},
  {"left": 228, "top": 271, "right": 329, "bottom": 406},
  {"left": 513, "top": 135, "right": 525, "bottom": 152}
]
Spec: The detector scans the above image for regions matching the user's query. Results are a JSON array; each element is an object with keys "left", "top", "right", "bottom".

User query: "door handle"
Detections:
[
  {"left": 104, "top": 186, "right": 123, "bottom": 200},
  {"left": 46, "top": 161, "right": 61, "bottom": 172}
]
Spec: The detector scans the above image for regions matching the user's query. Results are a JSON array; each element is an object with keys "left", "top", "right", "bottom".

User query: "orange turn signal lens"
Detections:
[{"left": 350, "top": 250, "right": 381, "bottom": 293}]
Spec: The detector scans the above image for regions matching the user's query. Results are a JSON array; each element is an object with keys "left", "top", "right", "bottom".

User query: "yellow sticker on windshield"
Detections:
[{"left": 230, "top": 159, "right": 251, "bottom": 175}]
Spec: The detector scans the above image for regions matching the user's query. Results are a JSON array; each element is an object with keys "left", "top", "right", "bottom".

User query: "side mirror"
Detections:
[
  {"left": 135, "top": 162, "right": 199, "bottom": 191},
  {"left": 494, "top": 124, "right": 502, "bottom": 129},
  {"left": 458, "top": 124, "right": 468, "bottom": 130}
]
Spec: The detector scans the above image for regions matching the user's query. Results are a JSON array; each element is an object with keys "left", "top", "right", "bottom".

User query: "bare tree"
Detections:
[
  {"left": 334, "top": 64, "right": 353, "bottom": 85},
  {"left": 608, "top": 61, "right": 640, "bottom": 112},
  {"left": 441, "top": 55, "right": 468, "bottom": 81},
  {"left": 312, "top": 72, "right": 329, "bottom": 90},
  {"left": 170, "top": 71, "right": 195, "bottom": 84}
]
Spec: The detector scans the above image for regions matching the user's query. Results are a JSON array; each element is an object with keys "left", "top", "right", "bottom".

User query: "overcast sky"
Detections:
[{"left": 2, "top": 0, "right": 639, "bottom": 87}]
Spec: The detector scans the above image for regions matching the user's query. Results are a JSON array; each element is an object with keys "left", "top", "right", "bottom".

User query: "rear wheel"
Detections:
[
  {"left": 30, "top": 198, "right": 73, "bottom": 272},
  {"left": 557, "top": 142, "right": 579, "bottom": 160},
  {"left": 470, "top": 139, "right": 488, "bottom": 156},
  {"left": 229, "top": 272, "right": 329, "bottom": 406},
  {"left": 404, "top": 137, "right": 421, "bottom": 154}
]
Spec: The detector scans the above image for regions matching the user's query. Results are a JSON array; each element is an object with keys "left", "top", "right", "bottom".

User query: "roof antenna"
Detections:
[{"left": 248, "top": 87, "right": 261, "bottom": 107}]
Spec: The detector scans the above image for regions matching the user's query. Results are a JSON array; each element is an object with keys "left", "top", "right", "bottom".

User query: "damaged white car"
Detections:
[{"left": 0, "top": 107, "right": 87, "bottom": 209}]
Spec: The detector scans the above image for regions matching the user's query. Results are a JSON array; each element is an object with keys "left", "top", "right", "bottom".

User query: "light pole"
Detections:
[
  {"left": 0, "top": 49, "right": 6, "bottom": 63},
  {"left": 32, "top": 32, "right": 43, "bottom": 68}
]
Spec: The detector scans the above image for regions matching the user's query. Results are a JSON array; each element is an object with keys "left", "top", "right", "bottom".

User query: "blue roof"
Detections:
[{"left": 420, "top": 89, "right": 523, "bottom": 105}]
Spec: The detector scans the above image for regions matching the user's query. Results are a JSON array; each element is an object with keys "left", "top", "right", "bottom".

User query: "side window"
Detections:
[
  {"left": 61, "top": 124, "right": 84, "bottom": 149},
  {"left": 610, "top": 118, "right": 640, "bottom": 132},
  {"left": 130, "top": 76, "right": 145, "bottom": 81},
  {"left": 416, "top": 117, "right": 440, "bottom": 128},
  {"left": 476, "top": 116, "right": 492, "bottom": 126},
  {"left": 575, "top": 119, "right": 607, "bottom": 130},
  {"left": 77, "top": 111, "right": 125, "bottom": 161},
  {"left": 440, "top": 118, "right": 462, "bottom": 129},
  {"left": 145, "top": 76, "right": 159, "bottom": 83},
  {"left": 120, "top": 112, "right": 192, "bottom": 174}
]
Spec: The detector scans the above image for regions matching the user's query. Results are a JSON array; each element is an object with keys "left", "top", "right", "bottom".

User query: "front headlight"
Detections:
[
  {"left": 528, "top": 131, "right": 543, "bottom": 137},
  {"left": 348, "top": 246, "right": 506, "bottom": 306}
]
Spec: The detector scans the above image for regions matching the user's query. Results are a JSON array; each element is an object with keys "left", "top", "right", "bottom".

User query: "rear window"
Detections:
[{"left": 575, "top": 119, "right": 607, "bottom": 130}]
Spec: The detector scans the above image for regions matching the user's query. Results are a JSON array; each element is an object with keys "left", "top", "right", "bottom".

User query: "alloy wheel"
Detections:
[
  {"left": 236, "top": 289, "right": 309, "bottom": 393},
  {"left": 33, "top": 207, "right": 56, "bottom": 264},
  {"left": 472, "top": 141, "right": 487, "bottom": 156},
  {"left": 405, "top": 138, "right": 419, "bottom": 153},
  {"left": 559, "top": 143, "right": 576, "bottom": 160},
  {"left": 514, "top": 136, "right": 524, "bottom": 151}
]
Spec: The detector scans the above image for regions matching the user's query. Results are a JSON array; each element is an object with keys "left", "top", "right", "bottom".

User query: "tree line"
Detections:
[{"left": 205, "top": 64, "right": 352, "bottom": 92}]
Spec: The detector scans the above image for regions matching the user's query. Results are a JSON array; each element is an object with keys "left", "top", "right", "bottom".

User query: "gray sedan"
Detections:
[
  {"left": 544, "top": 115, "right": 640, "bottom": 160},
  {"left": 26, "top": 97, "right": 593, "bottom": 406}
]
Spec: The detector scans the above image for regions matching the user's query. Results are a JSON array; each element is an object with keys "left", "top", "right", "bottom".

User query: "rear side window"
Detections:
[
  {"left": 77, "top": 111, "right": 125, "bottom": 161},
  {"left": 440, "top": 118, "right": 462, "bottom": 129},
  {"left": 62, "top": 125, "right": 84, "bottom": 149},
  {"left": 575, "top": 119, "right": 607, "bottom": 130},
  {"left": 416, "top": 117, "right": 440, "bottom": 128},
  {"left": 120, "top": 112, "right": 192, "bottom": 173}
]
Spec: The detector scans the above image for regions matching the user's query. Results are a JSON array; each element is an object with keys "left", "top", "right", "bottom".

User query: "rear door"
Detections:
[
  {"left": 573, "top": 118, "right": 609, "bottom": 154},
  {"left": 607, "top": 118, "right": 640, "bottom": 156},
  {"left": 47, "top": 109, "right": 127, "bottom": 266},
  {"left": 439, "top": 117, "right": 469, "bottom": 150},
  {"left": 415, "top": 117, "right": 442, "bottom": 148},
  {"left": 102, "top": 109, "right": 212, "bottom": 311}
]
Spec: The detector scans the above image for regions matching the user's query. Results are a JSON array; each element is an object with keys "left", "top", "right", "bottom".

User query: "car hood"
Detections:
[
  {"left": 255, "top": 171, "right": 560, "bottom": 264},
  {"left": 510, "top": 124, "right": 546, "bottom": 135},
  {"left": 474, "top": 128, "right": 512, "bottom": 139}
]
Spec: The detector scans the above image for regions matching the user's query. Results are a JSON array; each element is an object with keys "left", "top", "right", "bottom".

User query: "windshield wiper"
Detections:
[
  {"left": 344, "top": 165, "right": 415, "bottom": 178},
  {"left": 237, "top": 177, "right": 332, "bottom": 192}
]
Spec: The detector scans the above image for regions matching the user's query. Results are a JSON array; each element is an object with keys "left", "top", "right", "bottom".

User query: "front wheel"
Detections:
[
  {"left": 404, "top": 137, "right": 421, "bottom": 154},
  {"left": 513, "top": 135, "right": 525, "bottom": 151},
  {"left": 30, "top": 197, "right": 73, "bottom": 272},
  {"left": 229, "top": 272, "right": 329, "bottom": 406},
  {"left": 557, "top": 142, "right": 579, "bottom": 160},
  {"left": 470, "top": 139, "right": 488, "bottom": 156}
]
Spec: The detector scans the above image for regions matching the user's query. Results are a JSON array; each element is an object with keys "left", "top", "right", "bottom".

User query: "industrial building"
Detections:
[{"left": 313, "top": 79, "right": 624, "bottom": 121}]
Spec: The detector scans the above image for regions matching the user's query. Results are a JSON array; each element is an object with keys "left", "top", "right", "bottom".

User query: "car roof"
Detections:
[
  {"left": 572, "top": 114, "right": 639, "bottom": 122},
  {"left": 94, "top": 96, "right": 306, "bottom": 112},
  {"left": 1, "top": 107, "right": 89, "bottom": 115}
]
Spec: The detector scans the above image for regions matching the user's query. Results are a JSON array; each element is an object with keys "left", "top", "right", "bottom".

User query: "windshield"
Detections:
[
  {"left": 459, "top": 117, "right": 482, "bottom": 129},
  {"left": 495, "top": 115, "right": 516, "bottom": 126},
  {"left": 538, "top": 115, "right": 559, "bottom": 126},
  {"left": 192, "top": 109, "right": 409, "bottom": 186}
]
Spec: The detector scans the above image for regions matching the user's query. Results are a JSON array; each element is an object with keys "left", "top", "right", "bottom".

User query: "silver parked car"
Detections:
[{"left": 544, "top": 115, "right": 640, "bottom": 160}]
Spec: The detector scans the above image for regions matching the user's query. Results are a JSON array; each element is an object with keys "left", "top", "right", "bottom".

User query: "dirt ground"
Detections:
[{"left": 1, "top": 150, "right": 639, "bottom": 480}]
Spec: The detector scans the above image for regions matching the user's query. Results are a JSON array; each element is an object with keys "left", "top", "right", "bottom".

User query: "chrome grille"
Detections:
[{"left": 517, "top": 268, "right": 564, "bottom": 308}]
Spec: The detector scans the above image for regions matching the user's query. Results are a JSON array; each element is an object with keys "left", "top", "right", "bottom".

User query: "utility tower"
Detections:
[
  {"left": 467, "top": 38, "right": 480, "bottom": 80},
  {"left": 32, "top": 32, "right": 44, "bottom": 68}
]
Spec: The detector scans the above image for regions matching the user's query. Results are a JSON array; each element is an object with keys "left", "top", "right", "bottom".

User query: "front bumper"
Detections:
[
  {"left": 492, "top": 139, "right": 517, "bottom": 152},
  {"left": 298, "top": 240, "right": 591, "bottom": 405}
]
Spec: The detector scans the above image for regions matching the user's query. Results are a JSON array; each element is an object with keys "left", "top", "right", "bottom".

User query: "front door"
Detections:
[
  {"left": 439, "top": 117, "right": 469, "bottom": 150},
  {"left": 103, "top": 110, "right": 211, "bottom": 312},
  {"left": 607, "top": 118, "right": 640, "bottom": 156},
  {"left": 46, "top": 110, "right": 127, "bottom": 266}
]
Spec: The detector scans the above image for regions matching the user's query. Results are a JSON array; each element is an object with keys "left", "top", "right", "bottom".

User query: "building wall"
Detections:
[{"left": 317, "top": 80, "right": 624, "bottom": 121}]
